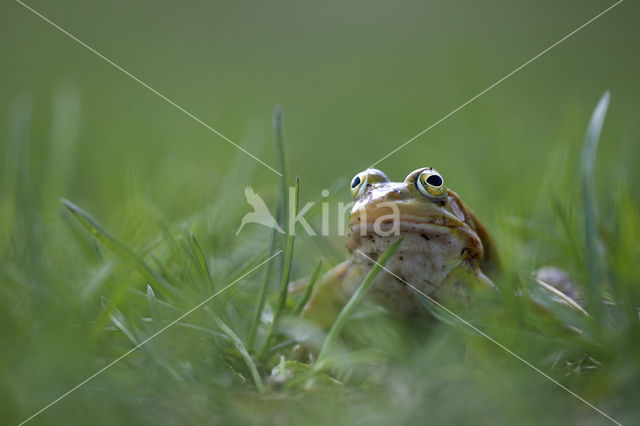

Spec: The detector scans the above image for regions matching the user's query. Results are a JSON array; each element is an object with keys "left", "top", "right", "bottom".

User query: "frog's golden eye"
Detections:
[
  {"left": 350, "top": 172, "right": 368, "bottom": 198},
  {"left": 416, "top": 169, "right": 446, "bottom": 198},
  {"left": 351, "top": 169, "right": 390, "bottom": 199}
]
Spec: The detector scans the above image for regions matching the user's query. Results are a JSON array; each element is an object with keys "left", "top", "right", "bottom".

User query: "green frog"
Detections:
[{"left": 301, "top": 167, "right": 583, "bottom": 328}]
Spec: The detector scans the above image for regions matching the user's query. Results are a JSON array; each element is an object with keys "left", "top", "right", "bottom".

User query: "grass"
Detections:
[
  {"left": 258, "top": 174, "right": 298, "bottom": 360},
  {"left": 580, "top": 91, "right": 610, "bottom": 323},
  {"left": 1, "top": 92, "right": 640, "bottom": 426}
]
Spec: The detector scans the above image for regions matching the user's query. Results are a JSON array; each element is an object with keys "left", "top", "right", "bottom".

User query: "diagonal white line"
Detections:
[
  {"left": 369, "top": 0, "right": 624, "bottom": 169},
  {"left": 356, "top": 249, "right": 622, "bottom": 426},
  {"left": 18, "top": 250, "right": 283, "bottom": 426},
  {"left": 15, "top": 0, "right": 283, "bottom": 177}
]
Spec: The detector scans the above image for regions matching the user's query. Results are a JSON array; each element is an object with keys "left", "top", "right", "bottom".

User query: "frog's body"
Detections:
[
  {"left": 300, "top": 167, "right": 586, "bottom": 329},
  {"left": 302, "top": 167, "right": 500, "bottom": 327}
]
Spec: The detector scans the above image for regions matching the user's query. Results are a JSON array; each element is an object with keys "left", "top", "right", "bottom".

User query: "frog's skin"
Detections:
[{"left": 302, "top": 167, "right": 501, "bottom": 328}]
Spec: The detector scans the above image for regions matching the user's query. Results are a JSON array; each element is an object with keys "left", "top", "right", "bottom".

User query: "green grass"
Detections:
[
  {"left": 2, "top": 93, "right": 639, "bottom": 426},
  {"left": 2, "top": 2, "right": 640, "bottom": 422}
]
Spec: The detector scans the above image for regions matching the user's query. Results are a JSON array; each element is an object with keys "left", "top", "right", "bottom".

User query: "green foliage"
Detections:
[
  {"left": 2, "top": 3, "right": 640, "bottom": 423},
  {"left": 3, "top": 89, "right": 640, "bottom": 426}
]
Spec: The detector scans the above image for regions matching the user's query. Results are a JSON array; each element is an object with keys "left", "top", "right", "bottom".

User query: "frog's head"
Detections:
[{"left": 346, "top": 167, "right": 493, "bottom": 269}]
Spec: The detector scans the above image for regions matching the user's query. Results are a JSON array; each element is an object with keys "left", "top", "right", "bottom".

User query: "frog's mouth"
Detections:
[
  {"left": 348, "top": 220, "right": 457, "bottom": 250},
  {"left": 345, "top": 207, "right": 477, "bottom": 253}
]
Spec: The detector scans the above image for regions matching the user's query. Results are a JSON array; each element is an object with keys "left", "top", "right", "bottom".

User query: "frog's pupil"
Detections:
[
  {"left": 426, "top": 174, "right": 443, "bottom": 186},
  {"left": 352, "top": 176, "right": 361, "bottom": 188}
]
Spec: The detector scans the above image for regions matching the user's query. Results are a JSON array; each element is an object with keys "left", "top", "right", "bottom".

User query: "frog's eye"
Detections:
[
  {"left": 416, "top": 169, "right": 446, "bottom": 198},
  {"left": 350, "top": 168, "right": 390, "bottom": 199},
  {"left": 350, "top": 172, "right": 368, "bottom": 198}
]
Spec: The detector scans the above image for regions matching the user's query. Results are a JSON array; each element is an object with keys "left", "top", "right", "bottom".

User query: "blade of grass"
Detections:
[
  {"left": 7, "top": 96, "right": 42, "bottom": 281},
  {"left": 46, "top": 83, "right": 81, "bottom": 216},
  {"left": 176, "top": 233, "right": 208, "bottom": 296},
  {"left": 274, "top": 105, "right": 290, "bottom": 260},
  {"left": 147, "top": 284, "right": 160, "bottom": 320},
  {"left": 580, "top": 91, "right": 610, "bottom": 321},
  {"left": 190, "top": 232, "right": 214, "bottom": 291},
  {"left": 109, "top": 308, "right": 139, "bottom": 346},
  {"left": 92, "top": 272, "right": 150, "bottom": 339},
  {"left": 315, "top": 238, "right": 404, "bottom": 370},
  {"left": 259, "top": 175, "right": 299, "bottom": 359},
  {"left": 292, "top": 259, "right": 323, "bottom": 316},
  {"left": 247, "top": 105, "right": 289, "bottom": 351},
  {"left": 247, "top": 225, "right": 279, "bottom": 350},
  {"left": 151, "top": 255, "right": 182, "bottom": 292},
  {"left": 80, "top": 262, "right": 114, "bottom": 301},
  {"left": 129, "top": 287, "right": 181, "bottom": 313},
  {"left": 109, "top": 307, "right": 183, "bottom": 381},
  {"left": 214, "top": 316, "right": 265, "bottom": 393}
]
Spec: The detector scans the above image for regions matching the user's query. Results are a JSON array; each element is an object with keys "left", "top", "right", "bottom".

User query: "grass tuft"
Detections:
[{"left": 61, "top": 198, "right": 178, "bottom": 299}]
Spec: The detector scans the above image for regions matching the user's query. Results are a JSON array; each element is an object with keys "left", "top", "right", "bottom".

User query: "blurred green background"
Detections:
[{"left": 1, "top": 0, "right": 639, "bottom": 425}]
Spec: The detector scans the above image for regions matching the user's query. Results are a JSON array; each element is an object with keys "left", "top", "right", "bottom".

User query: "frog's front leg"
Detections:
[
  {"left": 300, "top": 259, "right": 364, "bottom": 329},
  {"left": 430, "top": 261, "right": 495, "bottom": 307}
]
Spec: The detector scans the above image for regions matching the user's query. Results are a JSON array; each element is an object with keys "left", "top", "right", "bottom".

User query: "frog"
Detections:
[{"left": 300, "top": 167, "right": 584, "bottom": 329}]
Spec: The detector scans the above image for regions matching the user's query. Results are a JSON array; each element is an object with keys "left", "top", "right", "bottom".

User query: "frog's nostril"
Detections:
[{"left": 387, "top": 190, "right": 402, "bottom": 199}]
